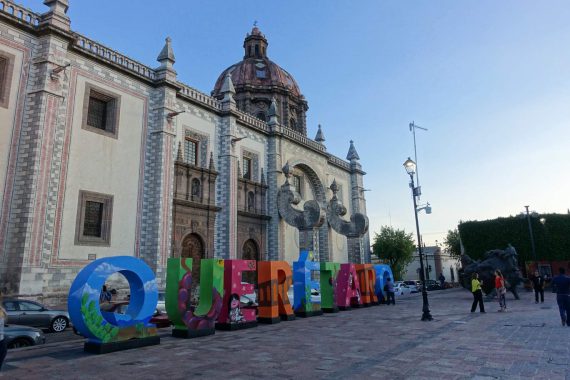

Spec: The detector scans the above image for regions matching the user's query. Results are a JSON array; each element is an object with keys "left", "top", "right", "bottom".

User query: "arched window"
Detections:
[
  {"left": 247, "top": 191, "right": 255, "bottom": 212},
  {"left": 255, "top": 44, "right": 259, "bottom": 56},
  {"left": 191, "top": 178, "right": 201, "bottom": 200},
  {"left": 181, "top": 233, "right": 205, "bottom": 295},
  {"left": 248, "top": 46, "right": 252, "bottom": 57},
  {"left": 256, "top": 112, "right": 266, "bottom": 122}
]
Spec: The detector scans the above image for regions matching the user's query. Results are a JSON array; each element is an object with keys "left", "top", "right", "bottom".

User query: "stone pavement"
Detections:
[{"left": 1, "top": 288, "right": 568, "bottom": 380}]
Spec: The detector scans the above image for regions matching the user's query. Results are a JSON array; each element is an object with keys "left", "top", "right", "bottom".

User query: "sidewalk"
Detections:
[{"left": 1, "top": 288, "right": 568, "bottom": 379}]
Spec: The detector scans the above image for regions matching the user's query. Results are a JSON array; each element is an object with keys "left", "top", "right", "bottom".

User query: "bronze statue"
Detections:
[{"left": 459, "top": 245, "right": 523, "bottom": 300}]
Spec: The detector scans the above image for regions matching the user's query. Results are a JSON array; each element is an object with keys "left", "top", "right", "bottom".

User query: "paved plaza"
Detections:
[{"left": 1, "top": 288, "right": 569, "bottom": 379}]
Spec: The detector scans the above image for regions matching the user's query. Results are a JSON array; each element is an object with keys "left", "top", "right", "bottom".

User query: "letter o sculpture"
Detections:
[{"left": 68, "top": 256, "right": 158, "bottom": 345}]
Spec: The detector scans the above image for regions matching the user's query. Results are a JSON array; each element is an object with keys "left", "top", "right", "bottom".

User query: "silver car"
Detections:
[
  {"left": 4, "top": 323, "right": 46, "bottom": 348},
  {"left": 2, "top": 299, "right": 70, "bottom": 333}
]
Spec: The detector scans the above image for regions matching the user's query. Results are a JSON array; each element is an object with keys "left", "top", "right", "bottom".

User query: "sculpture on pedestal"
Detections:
[{"left": 326, "top": 179, "right": 369, "bottom": 263}]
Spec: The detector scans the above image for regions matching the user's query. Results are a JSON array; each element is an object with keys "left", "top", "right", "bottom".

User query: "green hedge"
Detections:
[{"left": 458, "top": 213, "right": 570, "bottom": 262}]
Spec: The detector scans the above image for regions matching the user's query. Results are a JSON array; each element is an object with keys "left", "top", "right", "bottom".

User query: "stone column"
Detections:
[
  {"left": 1, "top": 0, "right": 72, "bottom": 296},
  {"left": 214, "top": 74, "right": 239, "bottom": 259},
  {"left": 346, "top": 140, "right": 371, "bottom": 263},
  {"left": 266, "top": 98, "right": 281, "bottom": 260},
  {"left": 140, "top": 37, "right": 178, "bottom": 285}
]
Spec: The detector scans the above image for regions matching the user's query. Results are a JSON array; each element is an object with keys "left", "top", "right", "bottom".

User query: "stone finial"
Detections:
[
  {"left": 209, "top": 152, "right": 216, "bottom": 171},
  {"left": 282, "top": 161, "right": 291, "bottom": 179},
  {"left": 329, "top": 179, "right": 338, "bottom": 199},
  {"left": 41, "top": 0, "right": 70, "bottom": 31},
  {"left": 221, "top": 72, "right": 235, "bottom": 94},
  {"left": 315, "top": 124, "right": 325, "bottom": 144},
  {"left": 157, "top": 37, "right": 176, "bottom": 64},
  {"left": 176, "top": 141, "right": 183, "bottom": 161},
  {"left": 220, "top": 73, "right": 236, "bottom": 106},
  {"left": 268, "top": 97, "right": 278, "bottom": 125},
  {"left": 346, "top": 140, "right": 360, "bottom": 161}
]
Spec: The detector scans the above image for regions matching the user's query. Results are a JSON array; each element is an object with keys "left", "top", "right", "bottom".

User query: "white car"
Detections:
[
  {"left": 287, "top": 286, "right": 321, "bottom": 306},
  {"left": 393, "top": 282, "right": 413, "bottom": 296},
  {"left": 403, "top": 281, "right": 420, "bottom": 293}
]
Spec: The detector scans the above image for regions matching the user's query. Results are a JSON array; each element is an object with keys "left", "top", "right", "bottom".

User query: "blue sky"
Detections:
[{"left": 20, "top": 0, "right": 570, "bottom": 246}]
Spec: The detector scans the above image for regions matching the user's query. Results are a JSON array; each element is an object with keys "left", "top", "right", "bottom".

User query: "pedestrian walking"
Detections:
[
  {"left": 551, "top": 267, "right": 570, "bottom": 326},
  {"left": 532, "top": 270, "right": 545, "bottom": 304},
  {"left": 439, "top": 273, "right": 446, "bottom": 289},
  {"left": 0, "top": 303, "right": 7, "bottom": 372},
  {"left": 471, "top": 273, "right": 485, "bottom": 313},
  {"left": 495, "top": 270, "right": 507, "bottom": 312},
  {"left": 384, "top": 278, "right": 396, "bottom": 305}
]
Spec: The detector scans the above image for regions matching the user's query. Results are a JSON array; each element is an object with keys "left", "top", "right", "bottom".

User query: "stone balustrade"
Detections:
[
  {"left": 282, "top": 127, "right": 326, "bottom": 153},
  {"left": 177, "top": 83, "right": 222, "bottom": 110},
  {"left": 234, "top": 109, "right": 269, "bottom": 133},
  {"left": 73, "top": 33, "right": 157, "bottom": 80},
  {"left": 327, "top": 155, "right": 351, "bottom": 171},
  {"left": 0, "top": 0, "right": 40, "bottom": 27}
]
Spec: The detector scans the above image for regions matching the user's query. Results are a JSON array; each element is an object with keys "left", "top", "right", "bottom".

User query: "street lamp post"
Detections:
[
  {"left": 524, "top": 205, "right": 537, "bottom": 261},
  {"left": 404, "top": 157, "right": 433, "bottom": 321}
]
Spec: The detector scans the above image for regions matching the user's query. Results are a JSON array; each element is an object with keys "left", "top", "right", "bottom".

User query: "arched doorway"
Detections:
[
  {"left": 291, "top": 162, "right": 329, "bottom": 261},
  {"left": 242, "top": 239, "right": 259, "bottom": 285},
  {"left": 181, "top": 233, "right": 205, "bottom": 295}
]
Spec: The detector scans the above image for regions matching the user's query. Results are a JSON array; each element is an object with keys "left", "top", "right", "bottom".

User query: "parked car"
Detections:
[
  {"left": 287, "top": 286, "right": 321, "bottom": 306},
  {"left": 424, "top": 280, "right": 442, "bottom": 291},
  {"left": 403, "top": 281, "right": 420, "bottom": 293},
  {"left": 393, "top": 282, "right": 413, "bottom": 296},
  {"left": 156, "top": 291, "right": 166, "bottom": 313},
  {"left": 4, "top": 323, "right": 46, "bottom": 349},
  {"left": 2, "top": 299, "right": 70, "bottom": 333}
]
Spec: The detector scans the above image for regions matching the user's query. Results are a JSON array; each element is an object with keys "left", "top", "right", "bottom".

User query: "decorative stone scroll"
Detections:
[
  {"left": 327, "top": 179, "right": 369, "bottom": 263},
  {"left": 277, "top": 162, "right": 325, "bottom": 254}
]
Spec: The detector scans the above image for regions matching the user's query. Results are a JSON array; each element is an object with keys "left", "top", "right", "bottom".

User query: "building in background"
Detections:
[
  {"left": 0, "top": 0, "right": 369, "bottom": 302},
  {"left": 403, "top": 246, "right": 460, "bottom": 284}
]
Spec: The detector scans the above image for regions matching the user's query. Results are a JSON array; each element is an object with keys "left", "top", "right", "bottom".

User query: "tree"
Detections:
[
  {"left": 372, "top": 226, "right": 415, "bottom": 280},
  {"left": 444, "top": 228, "right": 462, "bottom": 259}
]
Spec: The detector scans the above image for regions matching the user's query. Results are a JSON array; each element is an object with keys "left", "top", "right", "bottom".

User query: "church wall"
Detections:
[
  {"left": 57, "top": 73, "right": 147, "bottom": 261},
  {"left": 0, "top": 33, "right": 26, "bottom": 221}
]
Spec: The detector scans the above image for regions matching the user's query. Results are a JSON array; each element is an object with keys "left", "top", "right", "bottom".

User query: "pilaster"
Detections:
[{"left": 214, "top": 74, "right": 239, "bottom": 259}]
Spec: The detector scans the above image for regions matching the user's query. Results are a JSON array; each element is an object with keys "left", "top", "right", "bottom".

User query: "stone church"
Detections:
[{"left": 0, "top": 0, "right": 370, "bottom": 300}]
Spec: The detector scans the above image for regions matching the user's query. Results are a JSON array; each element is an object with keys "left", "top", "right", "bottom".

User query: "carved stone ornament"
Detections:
[
  {"left": 277, "top": 162, "right": 324, "bottom": 231},
  {"left": 326, "top": 179, "right": 369, "bottom": 238}
]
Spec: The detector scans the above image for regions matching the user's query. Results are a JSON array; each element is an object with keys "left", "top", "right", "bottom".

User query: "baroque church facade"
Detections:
[{"left": 0, "top": 0, "right": 370, "bottom": 300}]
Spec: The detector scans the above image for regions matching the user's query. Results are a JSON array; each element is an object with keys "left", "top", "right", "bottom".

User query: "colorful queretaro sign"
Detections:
[
  {"left": 68, "top": 256, "right": 160, "bottom": 354},
  {"left": 68, "top": 254, "right": 394, "bottom": 354},
  {"left": 293, "top": 251, "right": 322, "bottom": 317},
  {"left": 166, "top": 258, "right": 224, "bottom": 338}
]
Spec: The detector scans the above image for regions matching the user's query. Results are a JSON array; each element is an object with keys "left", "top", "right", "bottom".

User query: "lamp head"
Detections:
[
  {"left": 403, "top": 157, "right": 416, "bottom": 176},
  {"left": 539, "top": 217, "right": 546, "bottom": 225}
]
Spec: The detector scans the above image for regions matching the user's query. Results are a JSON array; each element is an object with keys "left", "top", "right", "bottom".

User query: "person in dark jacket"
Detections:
[
  {"left": 532, "top": 270, "right": 545, "bottom": 304},
  {"left": 384, "top": 278, "right": 396, "bottom": 305},
  {"left": 552, "top": 267, "right": 570, "bottom": 326}
]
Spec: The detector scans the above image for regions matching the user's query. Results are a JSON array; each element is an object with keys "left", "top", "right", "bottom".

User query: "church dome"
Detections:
[{"left": 212, "top": 27, "right": 302, "bottom": 98}]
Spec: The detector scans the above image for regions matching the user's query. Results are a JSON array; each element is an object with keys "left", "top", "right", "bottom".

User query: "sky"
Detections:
[{"left": 19, "top": 0, "right": 570, "bottom": 246}]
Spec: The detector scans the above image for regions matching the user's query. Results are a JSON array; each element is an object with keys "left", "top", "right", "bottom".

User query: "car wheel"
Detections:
[
  {"left": 8, "top": 338, "right": 34, "bottom": 349},
  {"left": 51, "top": 316, "right": 68, "bottom": 332}
]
